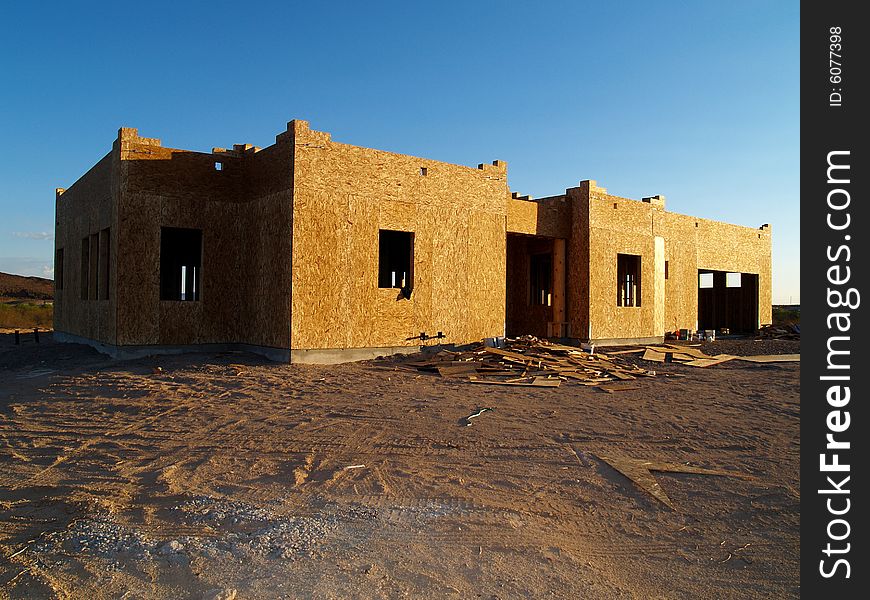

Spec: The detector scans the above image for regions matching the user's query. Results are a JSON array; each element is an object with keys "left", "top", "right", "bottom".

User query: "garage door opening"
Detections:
[{"left": 698, "top": 270, "right": 759, "bottom": 333}]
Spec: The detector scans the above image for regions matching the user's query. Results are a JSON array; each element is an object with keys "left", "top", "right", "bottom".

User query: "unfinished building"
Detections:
[{"left": 53, "top": 120, "right": 772, "bottom": 362}]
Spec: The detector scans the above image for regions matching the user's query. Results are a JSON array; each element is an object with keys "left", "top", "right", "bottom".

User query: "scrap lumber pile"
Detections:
[
  {"left": 396, "top": 336, "right": 658, "bottom": 388},
  {"left": 755, "top": 323, "right": 800, "bottom": 340},
  {"left": 636, "top": 344, "right": 737, "bottom": 367},
  {"left": 634, "top": 343, "right": 799, "bottom": 366}
]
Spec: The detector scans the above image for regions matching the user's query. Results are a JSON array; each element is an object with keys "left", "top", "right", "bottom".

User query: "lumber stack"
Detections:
[
  {"left": 395, "top": 336, "right": 657, "bottom": 388},
  {"left": 635, "top": 343, "right": 799, "bottom": 366},
  {"left": 635, "top": 344, "right": 738, "bottom": 367}
]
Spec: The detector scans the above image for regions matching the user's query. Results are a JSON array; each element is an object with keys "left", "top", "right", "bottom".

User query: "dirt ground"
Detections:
[{"left": 0, "top": 333, "right": 800, "bottom": 599}]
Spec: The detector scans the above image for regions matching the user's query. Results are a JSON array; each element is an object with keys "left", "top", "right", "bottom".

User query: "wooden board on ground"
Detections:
[
  {"left": 660, "top": 345, "right": 710, "bottom": 359},
  {"left": 597, "top": 453, "right": 676, "bottom": 509},
  {"left": 684, "top": 354, "right": 737, "bottom": 368},
  {"left": 642, "top": 349, "right": 666, "bottom": 362},
  {"left": 392, "top": 337, "right": 663, "bottom": 389},
  {"left": 608, "top": 370, "right": 637, "bottom": 381},
  {"left": 735, "top": 354, "right": 800, "bottom": 363},
  {"left": 597, "top": 453, "right": 753, "bottom": 510},
  {"left": 437, "top": 363, "right": 479, "bottom": 376},
  {"left": 468, "top": 376, "right": 561, "bottom": 388},
  {"left": 560, "top": 371, "right": 595, "bottom": 381},
  {"left": 482, "top": 347, "right": 535, "bottom": 362},
  {"left": 597, "top": 384, "right": 642, "bottom": 393},
  {"left": 538, "top": 342, "right": 585, "bottom": 353}
]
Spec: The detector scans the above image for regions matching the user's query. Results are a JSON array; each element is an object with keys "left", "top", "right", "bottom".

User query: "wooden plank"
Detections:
[
  {"left": 684, "top": 354, "right": 737, "bottom": 368},
  {"left": 609, "top": 370, "right": 637, "bottom": 381},
  {"left": 538, "top": 342, "right": 584, "bottom": 353},
  {"left": 734, "top": 354, "right": 800, "bottom": 363},
  {"left": 437, "top": 363, "right": 479, "bottom": 376},
  {"left": 644, "top": 461, "right": 754, "bottom": 479},
  {"left": 597, "top": 454, "right": 675, "bottom": 509},
  {"left": 661, "top": 344, "right": 710, "bottom": 359},
  {"left": 641, "top": 349, "right": 666, "bottom": 362},
  {"left": 467, "top": 377, "right": 561, "bottom": 388},
  {"left": 597, "top": 384, "right": 642, "bottom": 393},
  {"left": 482, "top": 347, "right": 534, "bottom": 362},
  {"left": 560, "top": 371, "right": 594, "bottom": 381},
  {"left": 597, "top": 453, "right": 753, "bottom": 510}
]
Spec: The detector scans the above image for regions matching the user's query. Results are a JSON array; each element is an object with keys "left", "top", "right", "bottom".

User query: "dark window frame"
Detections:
[
  {"left": 88, "top": 233, "right": 98, "bottom": 300},
  {"left": 80, "top": 237, "right": 89, "bottom": 300},
  {"left": 378, "top": 229, "right": 414, "bottom": 291},
  {"left": 529, "top": 253, "right": 552, "bottom": 306},
  {"left": 617, "top": 253, "right": 642, "bottom": 307},
  {"left": 160, "top": 227, "right": 203, "bottom": 302},
  {"left": 99, "top": 228, "right": 110, "bottom": 300}
]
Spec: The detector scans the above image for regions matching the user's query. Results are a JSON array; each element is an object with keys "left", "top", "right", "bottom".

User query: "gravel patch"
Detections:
[{"left": 32, "top": 495, "right": 380, "bottom": 564}]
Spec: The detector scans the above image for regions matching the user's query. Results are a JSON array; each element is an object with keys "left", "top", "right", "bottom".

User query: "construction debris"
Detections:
[
  {"left": 597, "top": 453, "right": 753, "bottom": 510},
  {"left": 756, "top": 323, "right": 800, "bottom": 340},
  {"left": 629, "top": 342, "right": 797, "bottom": 368},
  {"left": 399, "top": 336, "right": 657, "bottom": 388},
  {"left": 734, "top": 354, "right": 800, "bottom": 363},
  {"left": 394, "top": 337, "right": 798, "bottom": 387},
  {"left": 469, "top": 376, "right": 561, "bottom": 388},
  {"left": 462, "top": 407, "right": 495, "bottom": 427},
  {"left": 596, "top": 384, "right": 642, "bottom": 394}
]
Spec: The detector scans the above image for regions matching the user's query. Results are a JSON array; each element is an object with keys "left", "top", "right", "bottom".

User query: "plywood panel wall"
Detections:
[
  {"left": 54, "top": 149, "right": 118, "bottom": 344},
  {"left": 290, "top": 122, "right": 507, "bottom": 351},
  {"left": 115, "top": 131, "right": 294, "bottom": 349},
  {"left": 579, "top": 184, "right": 772, "bottom": 339}
]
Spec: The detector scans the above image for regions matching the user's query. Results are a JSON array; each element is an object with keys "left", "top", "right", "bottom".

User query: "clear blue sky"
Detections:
[{"left": 0, "top": 1, "right": 799, "bottom": 304}]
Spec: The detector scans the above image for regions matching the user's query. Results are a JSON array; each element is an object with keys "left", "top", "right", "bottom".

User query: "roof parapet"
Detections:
[
  {"left": 116, "top": 127, "right": 161, "bottom": 147},
  {"left": 212, "top": 144, "right": 260, "bottom": 156},
  {"left": 579, "top": 179, "right": 607, "bottom": 194},
  {"left": 276, "top": 119, "right": 332, "bottom": 145},
  {"left": 642, "top": 194, "right": 666, "bottom": 208},
  {"left": 478, "top": 159, "right": 507, "bottom": 172}
]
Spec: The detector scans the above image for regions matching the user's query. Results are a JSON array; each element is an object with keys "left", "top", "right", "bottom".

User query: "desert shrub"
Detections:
[{"left": 0, "top": 302, "right": 53, "bottom": 329}]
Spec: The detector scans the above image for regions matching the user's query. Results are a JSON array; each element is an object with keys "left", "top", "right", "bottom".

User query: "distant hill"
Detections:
[{"left": 0, "top": 272, "right": 54, "bottom": 300}]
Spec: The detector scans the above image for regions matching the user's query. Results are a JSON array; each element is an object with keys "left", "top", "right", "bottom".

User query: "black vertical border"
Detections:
[{"left": 801, "top": 1, "right": 868, "bottom": 595}]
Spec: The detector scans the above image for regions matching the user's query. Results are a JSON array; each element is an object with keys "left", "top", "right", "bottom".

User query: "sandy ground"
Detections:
[{"left": 0, "top": 333, "right": 799, "bottom": 599}]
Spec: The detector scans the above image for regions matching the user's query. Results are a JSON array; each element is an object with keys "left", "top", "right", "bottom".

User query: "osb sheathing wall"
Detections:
[
  {"left": 115, "top": 128, "right": 294, "bottom": 349},
  {"left": 241, "top": 140, "right": 294, "bottom": 349},
  {"left": 566, "top": 186, "right": 591, "bottom": 339},
  {"left": 288, "top": 121, "right": 507, "bottom": 351},
  {"left": 584, "top": 184, "right": 772, "bottom": 340},
  {"left": 54, "top": 149, "right": 119, "bottom": 344},
  {"left": 586, "top": 186, "right": 663, "bottom": 340},
  {"left": 506, "top": 195, "right": 571, "bottom": 239},
  {"left": 655, "top": 212, "right": 772, "bottom": 331},
  {"left": 57, "top": 120, "right": 771, "bottom": 355}
]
